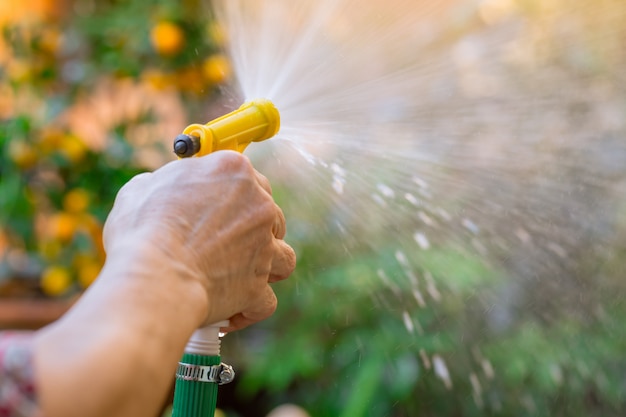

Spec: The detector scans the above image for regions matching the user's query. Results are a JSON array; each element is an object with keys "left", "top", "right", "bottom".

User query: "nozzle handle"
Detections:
[{"left": 175, "top": 99, "right": 280, "bottom": 158}]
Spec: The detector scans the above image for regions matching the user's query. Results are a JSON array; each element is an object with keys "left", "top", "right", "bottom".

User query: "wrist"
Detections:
[
  {"left": 34, "top": 242, "right": 210, "bottom": 417},
  {"left": 100, "top": 240, "right": 210, "bottom": 329}
]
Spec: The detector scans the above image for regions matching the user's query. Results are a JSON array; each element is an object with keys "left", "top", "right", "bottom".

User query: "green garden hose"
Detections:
[{"left": 172, "top": 322, "right": 235, "bottom": 417}]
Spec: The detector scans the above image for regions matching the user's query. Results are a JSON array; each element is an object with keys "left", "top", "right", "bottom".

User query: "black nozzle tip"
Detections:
[{"left": 173, "top": 134, "right": 200, "bottom": 158}]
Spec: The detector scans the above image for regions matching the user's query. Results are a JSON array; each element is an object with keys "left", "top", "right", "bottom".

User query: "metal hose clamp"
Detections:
[{"left": 176, "top": 362, "right": 235, "bottom": 385}]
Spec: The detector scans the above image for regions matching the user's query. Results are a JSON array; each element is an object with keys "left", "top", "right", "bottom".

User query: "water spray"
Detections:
[{"left": 171, "top": 98, "right": 280, "bottom": 417}]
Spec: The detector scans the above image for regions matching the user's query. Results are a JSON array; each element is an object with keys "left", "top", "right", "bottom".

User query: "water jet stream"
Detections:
[{"left": 206, "top": 0, "right": 626, "bottom": 412}]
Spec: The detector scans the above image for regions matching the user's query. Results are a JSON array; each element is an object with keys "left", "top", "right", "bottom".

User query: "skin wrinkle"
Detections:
[{"left": 171, "top": 154, "right": 292, "bottom": 325}]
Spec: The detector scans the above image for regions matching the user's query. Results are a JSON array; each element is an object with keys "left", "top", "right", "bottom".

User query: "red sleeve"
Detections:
[{"left": 0, "top": 332, "right": 43, "bottom": 417}]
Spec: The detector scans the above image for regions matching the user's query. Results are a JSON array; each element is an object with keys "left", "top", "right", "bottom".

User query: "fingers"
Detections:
[
  {"left": 254, "top": 169, "right": 272, "bottom": 195},
  {"left": 222, "top": 238, "right": 294, "bottom": 333},
  {"left": 221, "top": 285, "right": 278, "bottom": 332},
  {"left": 273, "top": 204, "right": 286, "bottom": 239},
  {"left": 221, "top": 314, "right": 255, "bottom": 333},
  {"left": 254, "top": 171, "right": 286, "bottom": 240},
  {"left": 269, "top": 239, "right": 296, "bottom": 283}
]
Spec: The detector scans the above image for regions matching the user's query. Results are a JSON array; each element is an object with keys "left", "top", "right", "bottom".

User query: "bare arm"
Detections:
[{"left": 33, "top": 152, "right": 296, "bottom": 417}]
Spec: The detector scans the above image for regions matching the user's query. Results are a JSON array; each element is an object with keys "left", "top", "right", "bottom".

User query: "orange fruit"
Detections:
[
  {"left": 142, "top": 68, "right": 174, "bottom": 90},
  {"left": 38, "top": 239, "right": 62, "bottom": 260},
  {"left": 59, "top": 134, "right": 87, "bottom": 163},
  {"left": 7, "top": 59, "right": 31, "bottom": 83},
  {"left": 41, "top": 265, "right": 72, "bottom": 296},
  {"left": 77, "top": 213, "right": 105, "bottom": 258},
  {"left": 176, "top": 66, "right": 205, "bottom": 93},
  {"left": 0, "top": 229, "right": 7, "bottom": 257},
  {"left": 47, "top": 212, "right": 76, "bottom": 242},
  {"left": 38, "top": 127, "right": 64, "bottom": 154},
  {"left": 39, "top": 27, "right": 63, "bottom": 54},
  {"left": 63, "top": 189, "right": 90, "bottom": 213},
  {"left": 77, "top": 260, "right": 101, "bottom": 288},
  {"left": 8, "top": 140, "right": 38, "bottom": 169},
  {"left": 202, "top": 54, "right": 231, "bottom": 84},
  {"left": 150, "top": 21, "right": 185, "bottom": 56}
]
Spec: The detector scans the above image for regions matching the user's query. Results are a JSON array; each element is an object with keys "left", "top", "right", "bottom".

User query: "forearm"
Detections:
[
  {"left": 33, "top": 247, "right": 208, "bottom": 417},
  {"left": 29, "top": 153, "right": 296, "bottom": 416}
]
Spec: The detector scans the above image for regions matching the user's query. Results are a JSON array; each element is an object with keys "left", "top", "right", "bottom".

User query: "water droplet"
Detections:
[
  {"left": 412, "top": 176, "right": 429, "bottom": 189},
  {"left": 395, "top": 251, "right": 409, "bottom": 266},
  {"left": 426, "top": 279, "right": 441, "bottom": 302},
  {"left": 335, "top": 220, "right": 347, "bottom": 235},
  {"left": 403, "top": 311, "right": 414, "bottom": 334},
  {"left": 377, "top": 269, "right": 400, "bottom": 296},
  {"left": 419, "top": 349, "right": 431, "bottom": 370},
  {"left": 470, "top": 373, "right": 484, "bottom": 408},
  {"left": 330, "top": 163, "right": 345, "bottom": 177},
  {"left": 515, "top": 227, "right": 532, "bottom": 244},
  {"left": 547, "top": 242, "right": 567, "bottom": 258},
  {"left": 332, "top": 176, "right": 345, "bottom": 194},
  {"left": 372, "top": 193, "right": 386, "bottom": 207},
  {"left": 377, "top": 183, "right": 395, "bottom": 198},
  {"left": 404, "top": 193, "right": 420, "bottom": 206},
  {"left": 550, "top": 363, "right": 563, "bottom": 385},
  {"left": 424, "top": 272, "right": 441, "bottom": 302},
  {"left": 417, "top": 188, "right": 433, "bottom": 200},
  {"left": 433, "top": 355, "right": 453, "bottom": 389},
  {"left": 418, "top": 211, "right": 436, "bottom": 227},
  {"left": 437, "top": 208, "right": 452, "bottom": 221},
  {"left": 414, "top": 232, "right": 430, "bottom": 250},
  {"left": 412, "top": 289, "right": 426, "bottom": 307},
  {"left": 481, "top": 359, "right": 495, "bottom": 380},
  {"left": 404, "top": 269, "right": 419, "bottom": 286},
  {"left": 462, "top": 218, "right": 479, "bottom": 234},
  {"left": 297, "top": 148, "right": 317, "bottom": 166},
  {"left": 469, "top": 372, "right": 482, "bottom": 396}
]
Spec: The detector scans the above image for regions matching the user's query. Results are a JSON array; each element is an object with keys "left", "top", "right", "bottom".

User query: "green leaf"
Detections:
[{"left": 340, "top": 356, "right": 386, "bottom": 417}]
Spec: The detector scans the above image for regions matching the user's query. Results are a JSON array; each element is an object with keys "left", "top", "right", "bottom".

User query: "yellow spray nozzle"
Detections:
[{"left": 173, "top": 99, "right": 280, "bottom": 158}]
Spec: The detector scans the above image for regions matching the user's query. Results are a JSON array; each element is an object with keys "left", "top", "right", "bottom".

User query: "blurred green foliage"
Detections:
[
  {"left": 0, "top": 0, "right": 228, "bottom": 295},
  {"left": 230, "top": 227, "right": 626, "bottom": 417}
]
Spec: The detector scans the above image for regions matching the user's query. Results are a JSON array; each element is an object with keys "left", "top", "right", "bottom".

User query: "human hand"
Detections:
[{"left": 102, "top": 151, "right": 296, "bottom": 332}]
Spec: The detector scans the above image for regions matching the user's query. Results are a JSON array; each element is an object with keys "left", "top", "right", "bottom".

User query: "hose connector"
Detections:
[
  {"left": 176, "top": 362, "right": 235, "bottom": 385},
  {"left": 174, "top": 99, "right": 280, "bottom": 158}
]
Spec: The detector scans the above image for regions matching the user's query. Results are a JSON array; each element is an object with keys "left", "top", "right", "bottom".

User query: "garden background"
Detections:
[{"left": 1, "top": 0, "right": 626, "bottom": 416}]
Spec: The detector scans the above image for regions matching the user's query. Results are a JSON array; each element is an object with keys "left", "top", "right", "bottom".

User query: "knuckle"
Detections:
[
  {"left": 265, "top": 289, "right": 278, "bottom": 312},
  {"left": 214, "top": 151, "right": 251, "bottom": 174},
  {"left": 257, "top": 172, "right": 272, "bottom": 193},
  {"left": 119, "top": 172, "right": 150, "bottom": 194},
  {"left": 258, "top": 197, "right": 278, "bottom": 224},
  {"left": 287, "top": 246, "right": 297, "bottom": 271}
]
